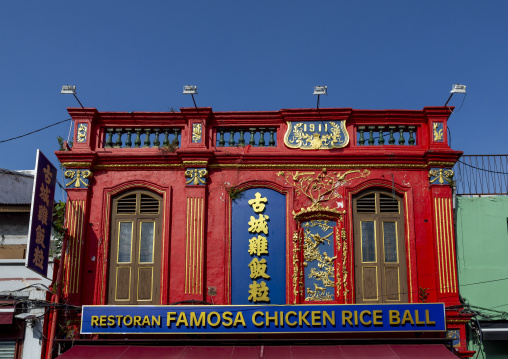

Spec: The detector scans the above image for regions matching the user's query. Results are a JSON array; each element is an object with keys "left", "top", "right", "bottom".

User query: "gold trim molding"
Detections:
[
  {"left": 94, "top": 164, "right": 183, "bottom": 170},
  {"left": 294, "top": 204, "right": 345, "bottom": 220},
  {"left": 62, "top": 162, "right": 92, "bottom": 168},
  {"left": 183, "top": 161, "right": 208, "bottom": 166},
  {"left": 71, "top": 161, "right": 457, "bottom": 171},
  {"left": 209, "top": 162, "right": 455, "bottom": 170}
]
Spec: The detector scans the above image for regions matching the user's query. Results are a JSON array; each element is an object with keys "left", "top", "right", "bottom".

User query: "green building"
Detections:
[{"left": 455, "top": 156, "right": 508, "bottom": 358}]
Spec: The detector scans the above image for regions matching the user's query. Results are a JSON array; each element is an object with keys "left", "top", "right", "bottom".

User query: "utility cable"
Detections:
[
  {"left": 0, "top": 119, "right": 71, "bottom": 144},
  {"left": 447, "top": 93, "right": 467, "bottom": 114},
  {"left": 457, "top": 159, "right": 508, "bottom": 175}
]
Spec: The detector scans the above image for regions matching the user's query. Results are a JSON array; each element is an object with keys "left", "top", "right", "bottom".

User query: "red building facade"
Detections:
[{"left": 50, "top": 106, "right": 473, "bottom": 358}]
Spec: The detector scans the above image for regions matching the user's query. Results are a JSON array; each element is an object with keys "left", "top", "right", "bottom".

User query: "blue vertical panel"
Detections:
[
  {"left": 231, "top": 188, "right": 286, "bottom": 304},
  {"left": 26, "top": 150, "right": 57, "bottom": 278},
  {"left": 303, "top": 220, "right": 336, "bottom": 301}
]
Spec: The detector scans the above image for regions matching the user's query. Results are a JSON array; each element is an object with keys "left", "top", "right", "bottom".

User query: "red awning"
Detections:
[
  {"left": 57, "top": 344, "right": 458, "bottom": 359},
  {"left": 0, "top": 307, "right": 14, "bottom": 325}
]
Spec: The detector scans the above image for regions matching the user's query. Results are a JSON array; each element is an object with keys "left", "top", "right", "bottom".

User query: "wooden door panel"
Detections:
[
  {"left": 115, "top": 267, "right": 131, "bottom": 301},
  {"left": 384, "top": 267, "right": 400, "bottom": 301},
  {"left": 362, "top": 266, "right": 378, "bottom": 301},
  {"left": 137, "top": 267, "right": 153, "bottom": 301}
]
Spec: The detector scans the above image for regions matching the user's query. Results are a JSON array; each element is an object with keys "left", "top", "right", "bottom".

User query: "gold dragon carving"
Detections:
[{"left": 303, "top": 220, "right": 336, "bottom": 301}]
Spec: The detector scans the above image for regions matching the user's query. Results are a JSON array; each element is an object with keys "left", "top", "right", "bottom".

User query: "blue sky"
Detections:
[{"left": 1, "top": 1, "right": 507, "bottom": 198}]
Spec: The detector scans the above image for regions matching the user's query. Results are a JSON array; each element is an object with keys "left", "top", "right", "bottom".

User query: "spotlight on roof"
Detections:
[
  {"left": 61, "top": 85, "right": 85, "bottom": 109},
  {"left": 183, "top": 85, "right": 198, "bottom": 109},
  {"left": 450, "top": 84, "right": 466, "bottom": 94},
  {"left": 445, "top": 84, "right": 466, "bottom": 106},
  {"left": 313, "top": 86, "right": 327, "bottom": 96},
  {"left": 313, "top": 86, "right": 327, "bottom": 109},
  {"left": 61, "top": 85, "right": 76, "bottom": 95},
  {"left": 183, "top": 85, "right": 198, "bottom": 95}
]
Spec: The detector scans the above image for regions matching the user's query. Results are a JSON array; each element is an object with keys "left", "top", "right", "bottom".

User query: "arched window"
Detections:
[
  {"left": 353, "top": 191, "right": 407, "bottom": 303},
  {"left": 108, "top": 190, "right": 162, "bottom": 304}
]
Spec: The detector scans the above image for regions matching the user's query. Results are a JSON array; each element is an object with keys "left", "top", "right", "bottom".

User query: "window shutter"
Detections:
[
  {"left": 356, "top": 193, "right": 376, "bottom": 213},
  {"left": 379, "top": 194, "right": 399, "bottom": 213},
  {"left": 117, "top": 194, "right": 137, "bottom": 214},
  {"left": 140, "top": 194, "right": 159, "bottom": 214},
  {"left": 0, "top": 342, "right": 16, "bottom": 359}
]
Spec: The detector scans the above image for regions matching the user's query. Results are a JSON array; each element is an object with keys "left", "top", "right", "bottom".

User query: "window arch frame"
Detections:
[
  {"left": 352, "top": 190, "right": 407, "bottom": 304},
  {"left": 97, "top": 181, "right": 170, "bottom": 305},
  {"left": 345, "top": 179, "right": 417, "bottom": 304},
  {"left": 108, "top": 189, "right": 163, "bottom": 305}
]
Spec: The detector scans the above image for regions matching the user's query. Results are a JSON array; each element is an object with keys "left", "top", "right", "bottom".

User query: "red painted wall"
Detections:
[{"left": 55, "top": 106, "right": 472, "bottom": 355}]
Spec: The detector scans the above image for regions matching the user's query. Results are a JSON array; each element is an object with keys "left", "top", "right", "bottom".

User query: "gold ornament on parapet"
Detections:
[
  {"left": 192, "top": 123, "right": 202, "bottom": 143},
  {"left": 429, "top": 169, "right": 454, "bottom": 185},
  {"left": 64, "top": 170, "right": 93, "bottom": 188},
  {"left": 284, "top": 121, "right": 349, "bottom": 150},
  {"left": 433, "top": 123, "right": 444, "bottom": 141},
  {"left": 185, "top": 168, "right": 208, "bottom": 185},
  {"left": 77, "top": 123, "right": 88, "bottom": 143}
]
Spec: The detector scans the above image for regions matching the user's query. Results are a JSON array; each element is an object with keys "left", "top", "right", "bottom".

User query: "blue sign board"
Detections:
[
  {"left": 26, "top": 150, "right": 57, "bottom": 278},
  {"left": 81, "top": 303, "right": 446, "bottom": 334},
  {"left": 231, "top": 188, "right": 286, "bottom": 305}
]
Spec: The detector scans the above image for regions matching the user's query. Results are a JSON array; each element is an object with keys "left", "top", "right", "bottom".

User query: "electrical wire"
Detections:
[
  {"left": 447, "top": 93, "right": 467, "bottom": 114},
  {"left": 457, "top": 159, "right": 508, "bottom": 175},
  {"left": 0, "top": 119, "right": 71, "bottom": 144}
]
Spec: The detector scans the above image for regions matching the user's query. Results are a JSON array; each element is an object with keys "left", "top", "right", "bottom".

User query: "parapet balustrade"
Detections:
[
  {"left": 356, "top": 125, "right": 417, "bottom": 146},
  {"left": 215, "top": 127, "right": 277, "bottom": 147},
  {"left": 103, "top": 128, "right": 181, "bottom": 149}
]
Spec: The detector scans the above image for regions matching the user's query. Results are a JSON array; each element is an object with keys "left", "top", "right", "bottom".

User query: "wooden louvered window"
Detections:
[
  {"left": 353, "top": 191, "right": 407, "bottom": 304},
  {"left": 108, "top": 190, "right": 162, "bottom": 305}
]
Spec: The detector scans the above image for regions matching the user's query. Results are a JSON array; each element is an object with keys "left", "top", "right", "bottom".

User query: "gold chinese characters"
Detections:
[{"left": 247, "top": 192, "right": 270, "bottom": 303}]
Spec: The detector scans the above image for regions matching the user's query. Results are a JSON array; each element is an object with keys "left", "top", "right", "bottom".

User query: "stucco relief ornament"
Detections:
[
  {"left": 284, "top": 121, "right": 349, "bottom": 150},
  {"left": 277, "top": 168, "right": 370, "bottom": 218},
  {"left": 192, "top": 123, "right": 202, "bottom": 143},
  {"left": 77, "top": 123, "right": 88, "bottom": 143},
  {"left": 185, "top": 168, "right": 208, "bottom": 185},
  {"left": 64, "top": 169, "right": 93, "bottom": 188},
  {"left": 433, "top": 122, "right": 444, "bottom": 142},
  {"left": 429, "top": 168, "right": 454, "bottom": 185}
]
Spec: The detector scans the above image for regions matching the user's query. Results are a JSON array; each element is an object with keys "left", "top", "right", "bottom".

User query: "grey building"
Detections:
[{"left": 0, "top": 169, "right": 53, "bottom": 359}]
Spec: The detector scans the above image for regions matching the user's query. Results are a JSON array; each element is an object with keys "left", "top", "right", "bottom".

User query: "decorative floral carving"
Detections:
[
  {"left": 77, "top": 124, "right": 87, "bottom": 143},
  {"left": 292, "top": 231, "right": 300, "bottom": 303},
  {"left": 433, "top": 123, "right": 444, "bottom": 141},
  {"left": 278, "top": 168, "right": 370, "bottom": 215},
  {"left": 192, "top": 123, "right": 202, "bottom": 143},
  {"left": 341, "top": 227, "right": 349, "bottom": 303}
]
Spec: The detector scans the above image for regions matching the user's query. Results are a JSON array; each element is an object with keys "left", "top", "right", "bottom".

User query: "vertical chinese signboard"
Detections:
[
  {"left": 26, "top": 150, "right": 57, "bottom": 278},
  {"left": 231, "top": 188, "right": 286, "bottom": 304}
]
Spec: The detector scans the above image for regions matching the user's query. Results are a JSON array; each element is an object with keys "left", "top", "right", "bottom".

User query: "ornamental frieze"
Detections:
[{"left": 284, "top": 121, "right": 349, "bottom": 150}]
